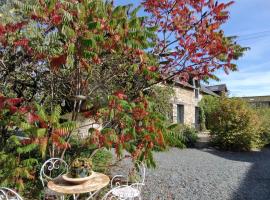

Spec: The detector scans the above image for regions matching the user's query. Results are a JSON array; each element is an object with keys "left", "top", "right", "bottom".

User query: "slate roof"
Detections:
[
  {"left": 205, "top": 84, "right": 228, "bottom": 92},
  {"left": 200, "top": 85, "right": 220, "bottom": 97}
]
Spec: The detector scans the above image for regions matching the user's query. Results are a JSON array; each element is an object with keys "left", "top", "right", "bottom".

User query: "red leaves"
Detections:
[
  {"left": 143, "top": 0, "right": 237, "bottom": 81},
  {"left": 0, "top": 97, "right": 24, "bottom": 114},
  {"left": 114, "top": 91, "right": 127, "bottom": 100},
  {"left": 132, "top": 107, "right": 149, "bottom": 120},
  {"left": 50, "top": 54, "right": 67, "bottom": 71},
  {"left": 147, "top": 66, "right": 158, "bottom": 72},
  {"left": 51, "top": 14, "right": 62, "bottom": 25},
  {"left": 6, "top": 98, "right": 23, "bottom": 106},
  {"left": 0, "top": 24, "right": 5, "bottom": 36},
  {"left": 27, "top": 113, "right": 40, "bottom": 124},
  {"left": 14, "top": 38, "right": 29, "bottom": 47},
  {"left": 5, "top": 22, "right": 26, "bottom": 32}
]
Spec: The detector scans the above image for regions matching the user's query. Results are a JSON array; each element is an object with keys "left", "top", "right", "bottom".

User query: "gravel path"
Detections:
[{"left": 142, "top": 148, "right": 270, "bottom": 200}]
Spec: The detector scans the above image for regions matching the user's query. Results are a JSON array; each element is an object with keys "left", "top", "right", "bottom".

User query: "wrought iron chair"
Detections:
[
  {"left": 0, "top": 187, "right": 23, "bottom": 200},
  {"left": 40, "top": 158, "right": 69, "bottom": 200},
  {"left": 110, "top": 161, "right": 146, "bottom": 200}
]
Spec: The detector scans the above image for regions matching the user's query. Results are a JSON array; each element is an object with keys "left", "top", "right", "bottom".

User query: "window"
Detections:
[
  {"left": 195, "top": 107, "right": 200, "bottom": 129},
  {"left": 195, "top": 88, "right": 199, "bottom": 99},
  {"left": 177, "top": 104, "right": 184, "bottom": 124}
]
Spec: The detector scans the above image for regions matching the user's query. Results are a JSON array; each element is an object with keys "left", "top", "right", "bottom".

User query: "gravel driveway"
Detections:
[{"left": 142, "top": 148, "right": 270, "bottom": 200}]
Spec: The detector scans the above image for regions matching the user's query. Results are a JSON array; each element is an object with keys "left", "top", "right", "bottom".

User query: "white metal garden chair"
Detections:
[
  {"left": 0, "top": 187, "right": 23, "bottom": 200},
  {"left": 110, "top": 161, "right": 146, "bottom": 200},
  {"left": 40, "top": 158, "right": 69, "bottom": 200}
]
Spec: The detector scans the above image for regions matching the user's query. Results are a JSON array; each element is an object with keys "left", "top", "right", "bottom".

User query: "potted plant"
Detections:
[{"left": 69, "top": 157, "right": 93, "bottom": 178}]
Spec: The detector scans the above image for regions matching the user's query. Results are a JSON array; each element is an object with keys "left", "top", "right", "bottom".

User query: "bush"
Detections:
[
  {"left": 255, "top": 108, "right": 270, "bottom": 145},
  {"left": 199, "top": 95, "right": 220, "bottom": 130},
  {"left": 207, "top": 97, "right": 262, "bottom": 151},
  {"left": 164, "top": 124, "right": 198, "bottom": 148}
]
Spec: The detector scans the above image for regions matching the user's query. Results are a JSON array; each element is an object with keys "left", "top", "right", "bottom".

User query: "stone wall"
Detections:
[{"left": 170, "top": 85, "right": 202, "bottom": 127}]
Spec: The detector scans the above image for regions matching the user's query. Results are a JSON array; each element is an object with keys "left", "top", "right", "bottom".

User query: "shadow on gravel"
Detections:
[{"left": 205, "top": 147, "right": 270, "bottom": 200}]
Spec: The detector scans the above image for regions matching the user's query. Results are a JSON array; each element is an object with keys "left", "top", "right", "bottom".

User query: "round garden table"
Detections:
[{"left": 48, "top": 172, "right": 110, "bottom": 200}]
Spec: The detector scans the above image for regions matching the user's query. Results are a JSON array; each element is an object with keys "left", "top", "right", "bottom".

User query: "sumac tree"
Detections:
[{"left": 0, "top": 0, "right": 247, "bottom": 169}]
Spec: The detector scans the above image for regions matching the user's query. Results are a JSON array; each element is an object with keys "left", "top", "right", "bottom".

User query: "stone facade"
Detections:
[{"left": 170, "top": 84, "right": 202, "bottom": 127}]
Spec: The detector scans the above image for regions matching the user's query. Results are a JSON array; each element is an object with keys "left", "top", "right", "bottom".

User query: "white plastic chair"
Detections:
[
  {"left": 0, "top": 187, "right": 23, "bottom": 200},
  {"left": 40, "top": 158, "right": 69, "bottom": 200},
  {"left": 110, "top": 161, "right": 146, "bottom": 200}
]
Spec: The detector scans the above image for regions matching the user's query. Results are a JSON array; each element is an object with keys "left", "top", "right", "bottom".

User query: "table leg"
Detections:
[{"left": 86, "top": 189, "right": 101, "bottom": 200}]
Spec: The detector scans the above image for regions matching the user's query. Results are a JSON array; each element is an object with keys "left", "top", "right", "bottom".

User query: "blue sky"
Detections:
[{"left": 116, "top": 0, "right": 270, "bottom": 97}]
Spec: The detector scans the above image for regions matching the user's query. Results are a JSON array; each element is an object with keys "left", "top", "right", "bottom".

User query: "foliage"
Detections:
[
  {"left": 143, "top": 0, "right": 248, "bottom": 82},
  {"left": 255, "top": 108, "right": 270, "bottom": 145},
  {"left": 0, "top": 0, "right": 158, "bottom": 108},
  {"left": 0, "top": 96, "right": 39, "bottom": 193},
  {"left": 91, "top": 149, "right": 113, "bottom": 173},
  {"left": 149, "top": 85, "right": 175, "bottom": 121},
  {"left": 87, "top": 92, "right": 167, "bottom": 168},
  {"left": 0, "top": 95, "right": 77, "bottom": 193},
  {"left": 207, "top": 97, "right": 263, "bottom": 151},
  {"left": 199, "top": 95, "right": 220, "bottom": 129},
  {"left": 164, "top": 124, "right": 198, "bottom": 149}
]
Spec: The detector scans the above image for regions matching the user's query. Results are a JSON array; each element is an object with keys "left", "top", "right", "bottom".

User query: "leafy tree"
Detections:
[
  {"left": 143, "top": 0, "right": 248, "bottom": 83},
  {"left": 0, "top": 0, "right": 163, "bottom": 167}
]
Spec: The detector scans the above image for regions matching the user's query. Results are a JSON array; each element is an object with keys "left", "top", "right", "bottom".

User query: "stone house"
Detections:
[{"left": 169, "top": 81, "right": 224, "bottom": 129}]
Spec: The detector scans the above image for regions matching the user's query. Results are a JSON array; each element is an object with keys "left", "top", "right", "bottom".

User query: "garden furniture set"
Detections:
[{"left": 0, "top": 158, "right": 145, "bottom": 200}]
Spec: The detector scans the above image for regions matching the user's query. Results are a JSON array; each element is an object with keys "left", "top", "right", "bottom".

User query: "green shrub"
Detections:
[
  {"left": 207, "top": 97, "right": 262, "bottom": 151},
  {"left": 92, "top": 149, "right": 113, "bottom": 173},
  {"left": 255, "top": 108, "right": 270, "bottom": 145},
  {"left": 199, "top": 95, "right": 220, "bottom": 129},
  {"left": 164, "top": 124, "right": 198, "bottom": 148}
]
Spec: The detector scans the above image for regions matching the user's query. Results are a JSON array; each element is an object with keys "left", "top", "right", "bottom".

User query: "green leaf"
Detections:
[
  {"left": 17, "top": 144, "right": 37, "bottom": 154},
  {"left": 62, "top": 25, "right": 76, "bottom": 39},
  {"left": 51, "top": 105, "right": 61, "bottom": 124},
  {"left": 131, "top": 127, "right": 136, "bottom": 138},
  {"left": 88, "top": 21, "right": 100, "bottom": 30},
  {"left": 83, "top": 39, "right": 96, "bottom": 48},
  {"left": 36, "top": 128, "right": 47, "bottom": 137}
]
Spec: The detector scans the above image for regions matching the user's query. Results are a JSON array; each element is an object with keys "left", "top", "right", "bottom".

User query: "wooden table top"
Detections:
[{"left": 48, "top": 172, "right": 110, "bottom": 194}]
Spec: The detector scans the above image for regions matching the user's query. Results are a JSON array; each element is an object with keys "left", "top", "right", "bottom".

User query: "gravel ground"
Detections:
[{"left": 142, "top": 148, "right": 270, "bottom": 200}]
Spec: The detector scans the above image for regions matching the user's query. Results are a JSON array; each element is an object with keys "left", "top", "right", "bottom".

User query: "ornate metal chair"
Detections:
[
  {"left": 110, "top": 161, "right": 146, "bottom": 200},
  {"left": 0, "top": 187, "right": 23, "bottom": 200},
  {"left": 40, "top": 158, "right": 69, "bottom": 200}
]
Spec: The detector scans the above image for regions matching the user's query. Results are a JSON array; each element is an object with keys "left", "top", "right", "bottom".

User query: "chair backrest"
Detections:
[
  {"left": 110, "top": 161, "right": 146, "bottom": 192},
  {"left": 0, "top": 187, "right": 23, "bottom": 200},
  {"left": 101, "top": 187, "right": 123, "bottom": 200},
  {"left": 39, "top": 158, "right": 68, "bottom": 187}
]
